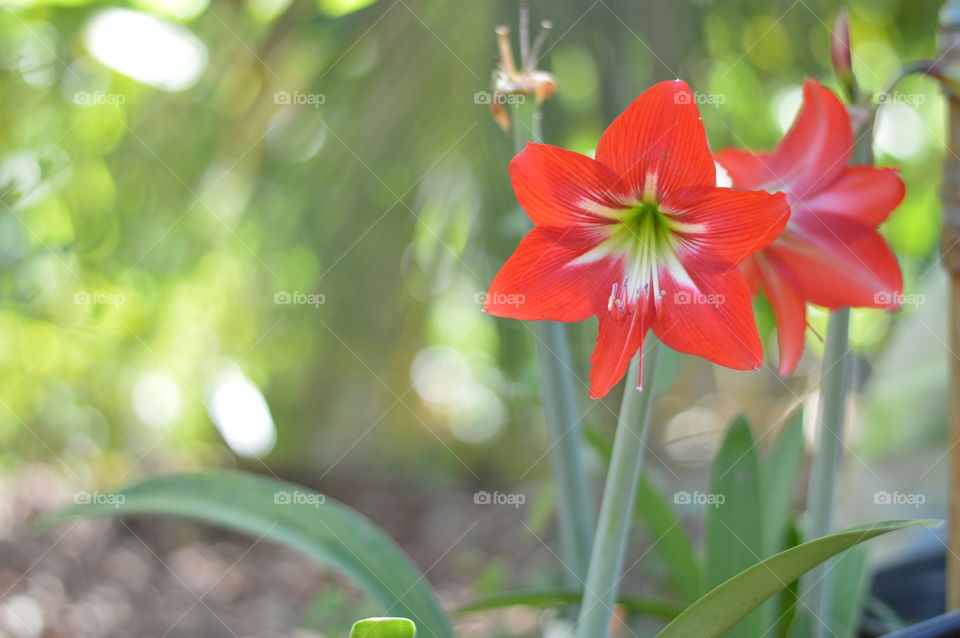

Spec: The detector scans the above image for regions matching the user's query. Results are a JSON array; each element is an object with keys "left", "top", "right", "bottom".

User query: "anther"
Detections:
[{"left": 607, "top": 283, "right": 618, "bottom": 311}]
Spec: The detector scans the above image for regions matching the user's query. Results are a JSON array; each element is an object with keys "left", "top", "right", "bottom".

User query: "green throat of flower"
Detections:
[{"left": 577, "top": 202, "right": 697, "bottom": 317}]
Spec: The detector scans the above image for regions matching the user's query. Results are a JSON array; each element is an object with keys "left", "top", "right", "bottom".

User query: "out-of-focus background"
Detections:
[{"left": 0, "top": 0, "right": 949, "bottom": 635}]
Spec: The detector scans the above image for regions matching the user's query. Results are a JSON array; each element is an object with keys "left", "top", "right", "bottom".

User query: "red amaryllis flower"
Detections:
[
  {"left": 715, "top": 78, "right": 905, "bottom": 375},
  {"left": 484, "top": 80, "right": 790, "bottom": 398}
]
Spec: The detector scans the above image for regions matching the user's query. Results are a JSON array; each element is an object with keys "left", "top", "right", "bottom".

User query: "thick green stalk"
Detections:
[
  {"left": 802, "top": 307, "right": 852, "bottom": 636},
  {"left": 575, "top": 342, "right": 661, "bottom": 638},
  {"left": 511, "top": 99, "right": 594, "bottom": 585}
]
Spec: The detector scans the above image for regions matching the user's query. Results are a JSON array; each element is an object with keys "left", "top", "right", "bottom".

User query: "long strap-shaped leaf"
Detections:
[
  {"left": 44, "top": 471, "right": 454, "bottom": 638},
  {"left": 656, "top": 520, "right": 940, "bottom": 638}
]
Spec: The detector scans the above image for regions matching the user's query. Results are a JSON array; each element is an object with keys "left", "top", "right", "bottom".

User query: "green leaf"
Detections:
[
  {"left": 655, "top": 520, "right": 940, "bottom": 638},
  {"left": 787, "top": 606, "right": 813, "bottom": 638},
  {"left": 704, "top": 415, "right": 764, "bottom": 638},
  {"left": 453, "top": 588, "right": 683, "bottom": 620},
  {"left": 636, "top": 474, "right": 700, "bottom": 602},
  {"left": 762, "top": 409, "right": 804, "bottom": 556},
  {"left": 769, "top": 570, "right": 800, "bottom": 638},
  {"left": 350, "top": 617, "right": 416, "bottom": 638},
  {"left": 759, "top": 411, "right": 804, "bottom": 636},
  {"left": 44, "top": 471, "right": 454, "bottom": 638},
  {"left": 766, "top": 522, "right": 801, "bottom": 638},
  {"left": 827, "top": 544, "right": 869, "bottom": 638}
]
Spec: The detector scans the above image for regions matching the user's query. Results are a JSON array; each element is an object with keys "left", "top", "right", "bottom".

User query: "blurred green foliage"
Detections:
[{"left": 0, "top": 0, "right": 946, "bottom": 482}]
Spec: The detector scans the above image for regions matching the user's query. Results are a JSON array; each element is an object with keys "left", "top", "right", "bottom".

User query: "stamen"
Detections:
[
  {"left": 495, "top": 26, "right": 518, "bottom": 77},
  {"left": 527, "top": 20, "right": 553, "bottom": 70},
  {"left": 518, "top": 2, "right": 530, "bottom": 68},
  {"left": 607, "top": 282, "right": 632, "bottom": 321}
]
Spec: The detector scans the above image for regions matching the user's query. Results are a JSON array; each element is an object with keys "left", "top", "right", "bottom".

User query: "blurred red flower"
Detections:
[
  {"left": 485, "top": 80, "right": 789, "bottom": 398},
  {"left": 716, "top": 78, "right": 905, "bottom": 375}
]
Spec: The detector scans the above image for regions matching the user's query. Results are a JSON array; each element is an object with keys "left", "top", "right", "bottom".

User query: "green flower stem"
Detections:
[
  {"left": 511, "top": 100, "right": 594, "bottom": 585},
  {"left": 533, "top": 321, "right": 596, "bottom": 584},
  {"left": 802, "top": 123, "right": 871, "bottom": 635},
  {"left": 575, "top": 341, "right": 661, "bottom": 638},
  {"left": 802, "top": 307, "right": 852, "bottom": 636}
]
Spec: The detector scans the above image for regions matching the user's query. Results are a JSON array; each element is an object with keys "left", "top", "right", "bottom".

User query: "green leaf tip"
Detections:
[{"left": 350, "top": 617, "right": 416, "bottom": 638}]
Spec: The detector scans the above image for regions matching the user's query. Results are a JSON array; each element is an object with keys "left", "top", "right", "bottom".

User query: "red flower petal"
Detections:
[
  {"left": 714, "top": 149, "right": 770, "bottom": 189},
  {"left": 749, "top": 255, "right": 809, "bottom": 375},
  {"left": 801, "top": 166, "right": 905, "bottom": 226},
  {"left": 589, "top": 309, "right": 649, "bottom": 399},
  {"left": 595, "top": 80, "right": 715, "bottom": 201},
  {"left": 510, "top": 143, "right": 628, "bottom": 227},
  {"left": 484, "top": 226, "right": 617, "bottom": 322},
  {"left": 661, "top": 185, "right": 790, "bottom": 272},
  {"left": 740, "top": 253, "right": 763, "bottom": 296},
  {"left": 765, "top": 216, "right": 902, "bottom": 309},
  {"left": 767, "top": 78, "right": 853, "bottom": 199},
  {"left": 652, "top": 269, "right": 762, "bottom": 370}
]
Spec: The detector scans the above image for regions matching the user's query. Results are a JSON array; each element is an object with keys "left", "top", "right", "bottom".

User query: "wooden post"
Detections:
[{"left": 939, "top": 0, "right": 960, "bottom": 611}]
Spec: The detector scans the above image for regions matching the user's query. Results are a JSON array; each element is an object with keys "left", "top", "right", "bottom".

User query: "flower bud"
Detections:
[{"left": 831, "top": 9, "right": 855, "bottom": 99}]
